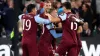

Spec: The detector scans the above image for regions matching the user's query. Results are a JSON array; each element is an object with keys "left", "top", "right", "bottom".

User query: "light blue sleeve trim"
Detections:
[
  {"left": 50, "top": 30, "right": 62, "bottom": 38},
  {"left": 59, "top": 13, "right": 67, "bottom": 21},
  {"left": 18, "top": 14, "right": 24, "bottom": 20},
  {"left": 40, "top": 8, "right": 45, "bottom": 14},
  {"left": 46, "top": 23, "right": 54, "bottom": 30},
  {"left": 34, "top": 15, "right": 51, "bottom": 24}
]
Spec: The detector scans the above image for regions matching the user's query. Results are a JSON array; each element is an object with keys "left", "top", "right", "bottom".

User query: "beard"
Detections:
[{"left": 46, "top": 8, "right": 51, "bottom": 13}]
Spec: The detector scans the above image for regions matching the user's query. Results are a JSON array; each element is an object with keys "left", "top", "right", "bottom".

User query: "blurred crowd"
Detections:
[{"left": 0, "top": 0, "right": 100, "bottom": 38}]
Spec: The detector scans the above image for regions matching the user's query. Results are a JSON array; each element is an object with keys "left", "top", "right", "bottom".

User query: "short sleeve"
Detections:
[
  {"left": 59, "top": 13, "right": 67, "bottom": 21},
  {"left": 18, "top": 14, "right": 24, "bottom": 20},
  {"left": 34, "top": 15, "right": 51, "bottom": 24}
]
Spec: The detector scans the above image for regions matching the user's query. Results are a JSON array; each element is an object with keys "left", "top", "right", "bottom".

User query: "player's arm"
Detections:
[
  {"left": 18, "top": 14, "right": 25, "bottom": 20},
  {"left": 18, "top": 14, "right": 24, "bottom": 32},
  {"left": 68, "top": 14, "right": 84, "bottom": 24},
  {"left": 50, "top": 30, "right": 62, "bottom": 38},
  {"left": 46, "top": 14, "right": 60, "bottom": 23},
  {"left": 77, "top": 26, "right": 83, "bottom": 33},
  {"left": 46, "top": 13, "right": 67, "bottom": 23},
  {"left": 72, "top": 16, "right": 83, "bottom": 23},
  {"left": 34, "top": 15, "right": 51, "bottom": 24}
]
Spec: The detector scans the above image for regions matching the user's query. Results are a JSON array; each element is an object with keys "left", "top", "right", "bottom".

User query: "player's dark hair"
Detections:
[
  {"left": 27, "top": 4, "right": 36, "bottom": 13},
  {"left": 62, "top": 2, "right": 71, "bottom": 9}
]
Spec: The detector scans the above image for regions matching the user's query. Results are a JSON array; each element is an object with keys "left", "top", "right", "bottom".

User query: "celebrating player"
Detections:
[
  {"left": 46, "top": 2, "right": 83, "bottom": 56},
  {"left": 21, "top": 4, "right": 51, "bottom": 56},
  {"left": 38, "top": 1, "right": 58, "bottom": 56}
]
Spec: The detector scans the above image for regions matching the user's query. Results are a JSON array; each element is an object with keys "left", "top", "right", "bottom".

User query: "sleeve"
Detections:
[
  {"left": 59, "top": 13, "right": 67, "bottom": 21},
  {"left": 18, "top": 14, "right": 24, "bottom": 20},
  {"left": 71, "top": 16, "right": 83, "bottom": 22},
  {"left": 50, "top": 30, "right": 62, "bottom": 38},
  {"left": 46, "top": 23, "right": 54, "bottom": 30},
  {"left": 68, "top": 14, "right": 83, "bottom": 22},
  {"left": 34, "top": 14, "right": 51, "bottom": 24},
  {"left": 72, "top": 17, "right": 81, "bottom": 22}
]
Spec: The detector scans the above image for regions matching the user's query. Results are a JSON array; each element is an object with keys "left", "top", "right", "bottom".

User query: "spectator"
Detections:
[
  {"left": 82, "top": 22, "right": 91, "bottom": 37},
  {"left": 80, "top": 4, "right": 93, "bottom": 36},
  {"left": 52, "top": 1, "right": 63, "bottom": 10},
  {"left": 83, "top": 0, "right": 91, "bottom": 6},
  {"left": 2, "top": 0, "right": 15, "bottom": 37},
  {"left": 71, "top": 0, "right": 82, "bottom": 18}
]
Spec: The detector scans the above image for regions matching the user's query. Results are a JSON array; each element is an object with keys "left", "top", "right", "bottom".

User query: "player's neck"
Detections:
[
  {"left": 28, "top": 12, "right": 35, "bottom": 15},
  {"left": 65, "top": 10, "right": 71, "bottom": 13}
]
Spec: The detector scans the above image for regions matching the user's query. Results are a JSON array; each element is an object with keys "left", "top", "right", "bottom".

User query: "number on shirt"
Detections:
[
  {"left": 71, "top": 22, "right": 77, "bottom": 30},
  {"left": 23, "top": 19, "right": 31, "bottom": 31}
]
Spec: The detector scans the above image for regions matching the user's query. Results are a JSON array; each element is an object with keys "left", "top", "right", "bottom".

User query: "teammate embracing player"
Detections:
[
  {"left": 21, "top": 4, "right": 51, "bottom": 56},
  {"left": 38, "top": 1, "right": 57, "bottom": 56},
  {"left": 46, "top": 2, "right": 83, "bottom": 56}
]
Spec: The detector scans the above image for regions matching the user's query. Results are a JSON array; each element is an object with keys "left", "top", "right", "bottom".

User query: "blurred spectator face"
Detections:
[
  {"left": 83, "top": 22, "right": 89, "bottom": 30},
  {"left": 71, "top": 1, "right": 76, "bottom": 8},
  {"left": 76, "top": 0, "right": 82, "bottom": 7},
  {"left": 83, "top": 0, "right": 90, "bottom": 3},
  {"left": 8, "top": 0, "right": 14, "bottom": 8},
  {"left": 82, "top": 4, "right": 87, "bottom": 11},
  {"left": 86, "top": 3, "right": 91, "bottom": 6},
  {"left": 57, "top": 2, "right": 61, "bottom": 8}
]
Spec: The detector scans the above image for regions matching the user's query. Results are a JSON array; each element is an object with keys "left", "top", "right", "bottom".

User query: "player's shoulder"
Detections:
[
  {"left": 23, "top": 14, "right": 34, "bottom": 19},
  {"left": 66, "top": 12, "right": 74, "bottom": 16},
  {"left": 67, "top": 12, "right": 75, "bottom": 18},
  {"left": 22, "top": 14, "right": 27, "bottom": 18},
  {"left": 40, "top": 13, "right": 48, "bottom": 19}
]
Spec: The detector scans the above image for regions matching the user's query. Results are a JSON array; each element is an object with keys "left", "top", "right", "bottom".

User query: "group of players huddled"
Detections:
[{"left": 19, "top": 0, "right": 84, "bottom": 56}]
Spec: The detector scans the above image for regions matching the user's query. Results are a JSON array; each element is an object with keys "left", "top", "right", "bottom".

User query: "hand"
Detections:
[
  {"left": 45, "top": 13, "right": 52, "bottom": 21},
  {"left": 80, "top": 20, "right": 84, "bottom": 24},
  {"left": 45, "top": 13, "right": 50, "bottom": 16}
]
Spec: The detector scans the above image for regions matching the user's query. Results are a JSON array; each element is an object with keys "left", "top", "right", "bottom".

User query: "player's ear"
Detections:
[
  {"left": 32, "top": 8, "right": 34, "bottom": 12},
  {"left": 32, "top": 8, "right": 36, "bottom": 12}
]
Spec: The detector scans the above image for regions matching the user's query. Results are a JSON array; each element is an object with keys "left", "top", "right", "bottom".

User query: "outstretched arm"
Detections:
[
  {"left": 50, "top": 30, "right": 62, "bottom": 38},
  {"left": 68, "top": 14, "right": 84, "bottom": 24},
  {"left": 46, "top": 13, "right": 67, "bottom": 23},
  {"left": 34, "top": 15, "right": 51, "bottom": 24},
  {"left": 45, "top": 14, "right": 61, "bottom": 23}
]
